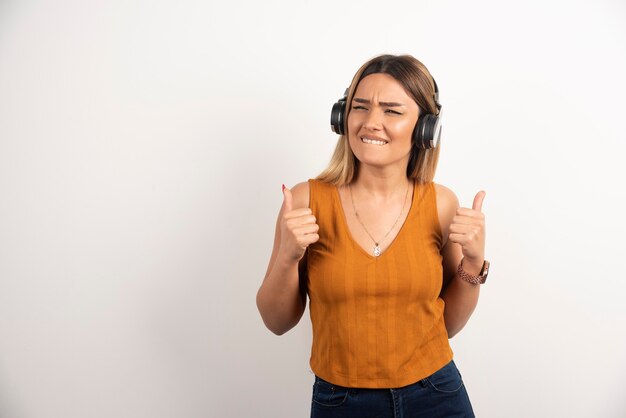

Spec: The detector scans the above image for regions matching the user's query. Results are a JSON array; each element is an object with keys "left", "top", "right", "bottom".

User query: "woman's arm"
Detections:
[
  {"left": 440, "top": 238, "right": 482, "bottom": 338},
  {"left": 256, "top": 182, "right": 317, "bottom": 335},
  {"left": 434, "top": 184, "right": 486, "bottom": 338}
]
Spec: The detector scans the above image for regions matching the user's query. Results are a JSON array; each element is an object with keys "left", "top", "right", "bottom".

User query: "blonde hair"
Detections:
[{"left": 317, "top": 54, "right": 441, "bottom": 185}]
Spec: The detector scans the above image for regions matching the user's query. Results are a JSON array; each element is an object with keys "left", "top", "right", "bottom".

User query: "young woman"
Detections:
[{"left": 257, "top": 54, "right": 490, "bottom": 418}]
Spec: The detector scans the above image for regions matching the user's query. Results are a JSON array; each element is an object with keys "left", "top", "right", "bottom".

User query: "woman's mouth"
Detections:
[{"left": 361, "top": 137, "right": 388, "bottom": 145}]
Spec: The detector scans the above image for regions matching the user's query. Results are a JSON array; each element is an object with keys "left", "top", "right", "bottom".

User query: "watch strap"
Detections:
[{"left": 457, "top": 258, "right": 489, "bottom": 285}]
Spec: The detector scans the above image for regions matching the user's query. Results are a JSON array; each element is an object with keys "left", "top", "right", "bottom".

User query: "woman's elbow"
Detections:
[
  {"left": 256, "top": 292, "right": 302, "bottom": 336},
  {"left": 444, "top": 319, "right": 467, "bottom": 339},
  {"left": 447, "top": 327, "right": 460, "bottom": 339},
  {"left": 259, "top": 314, "right": 298, "bottom": 336}
]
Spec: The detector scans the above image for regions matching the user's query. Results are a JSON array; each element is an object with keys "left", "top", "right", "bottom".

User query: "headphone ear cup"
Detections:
[
  {"left": 413, "top": 114, "right": 442, "bottom": 149},
  {"left": 330, "top": 99, "right": 346, "bottom": 135}
]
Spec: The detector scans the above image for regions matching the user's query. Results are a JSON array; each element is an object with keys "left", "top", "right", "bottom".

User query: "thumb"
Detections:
[
  {"left": 472, "top": 190, "right": 486, "bottom": 212},
  {"left": 282, "top": 184, "right": 293, "bottom": 212}
]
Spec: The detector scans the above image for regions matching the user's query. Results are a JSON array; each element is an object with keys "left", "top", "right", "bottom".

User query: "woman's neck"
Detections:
[{"left": 351, "top": 165, "right": 412, "bottom": 201}]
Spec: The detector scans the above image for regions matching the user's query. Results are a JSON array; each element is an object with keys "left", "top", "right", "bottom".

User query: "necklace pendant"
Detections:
[{"left": 373, "top": 245, "right": 381, "bottom": 257}]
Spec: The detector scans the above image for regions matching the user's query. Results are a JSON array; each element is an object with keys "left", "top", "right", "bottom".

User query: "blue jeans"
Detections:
[{"left": 310, "top": 360, "right": 475, "bottom": 418}]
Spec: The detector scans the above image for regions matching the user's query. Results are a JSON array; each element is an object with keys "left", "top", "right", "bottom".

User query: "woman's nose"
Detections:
[{"left": 363, "top": 109, "right": 383, "bottom": 130}]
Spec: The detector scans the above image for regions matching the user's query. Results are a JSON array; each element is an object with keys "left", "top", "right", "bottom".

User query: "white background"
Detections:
[{"left": 1, "top": 0, "right": 625, "bottom": 417}]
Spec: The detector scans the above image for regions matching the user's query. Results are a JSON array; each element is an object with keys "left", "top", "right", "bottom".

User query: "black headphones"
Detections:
[{"left": 330, "top": 78, "right": 443, "bottom": 149}]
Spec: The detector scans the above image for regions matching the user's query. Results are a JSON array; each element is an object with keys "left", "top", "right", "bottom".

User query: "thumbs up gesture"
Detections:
[
  {"left": 448, "top": 191, "right": 486, "bottom": 265},
  {"left": 280, "top": 185, "right": 320, "bottom": 262}
]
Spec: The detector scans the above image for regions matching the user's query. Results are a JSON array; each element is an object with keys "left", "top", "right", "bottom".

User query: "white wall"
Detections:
[{"left": 1, "top": 0, "right": 625, "bottom": 417}]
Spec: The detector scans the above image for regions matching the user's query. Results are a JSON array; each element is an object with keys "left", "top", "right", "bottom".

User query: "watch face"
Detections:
[{"left": 481, "top": 261, "right": 490, "bottom": 281}]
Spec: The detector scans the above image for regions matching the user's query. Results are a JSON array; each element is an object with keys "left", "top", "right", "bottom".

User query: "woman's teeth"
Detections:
[{"left": 361, "top": 137, "right": 387, "bottom": 145}]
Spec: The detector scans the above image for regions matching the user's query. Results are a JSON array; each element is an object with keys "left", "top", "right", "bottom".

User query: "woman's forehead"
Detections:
[{"left": 354, "top": 73, "right": 415, "bottom": 104}]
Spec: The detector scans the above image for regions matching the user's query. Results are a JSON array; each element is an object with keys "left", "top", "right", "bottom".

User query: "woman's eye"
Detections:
[
  {"left": 352, "top": 106, "right": 367, "bottom": 111},
  {"left": 385, "top": 109, "right": 402, "bottom": 115}
]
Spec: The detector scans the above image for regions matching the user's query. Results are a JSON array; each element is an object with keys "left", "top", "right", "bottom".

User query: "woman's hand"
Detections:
[
  {"left": 447, "top": 191, "right": 486, "bottom": 266},
  {"left": 279, "top": 185, "right": 319, "bottom": 262}
]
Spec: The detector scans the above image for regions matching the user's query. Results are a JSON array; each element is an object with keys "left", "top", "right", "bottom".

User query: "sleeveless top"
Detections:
[{"left": 306, "top": 179, "right": 453, "bottom": 388}]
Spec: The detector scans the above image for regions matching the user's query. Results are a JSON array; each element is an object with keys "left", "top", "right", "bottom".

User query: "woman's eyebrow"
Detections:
[{"left": 353, "top": 97, "right": 406, "bottom": 107}]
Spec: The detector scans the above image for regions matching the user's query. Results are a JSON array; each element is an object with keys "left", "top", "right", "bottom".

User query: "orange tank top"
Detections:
[{"left": 306, "top": 179, "right": 453, "bottom": 388}]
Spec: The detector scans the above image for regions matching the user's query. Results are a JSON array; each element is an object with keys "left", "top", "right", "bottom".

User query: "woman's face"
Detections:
[{"left": 347, "top": 73, "right": 420, "bottom": 171}]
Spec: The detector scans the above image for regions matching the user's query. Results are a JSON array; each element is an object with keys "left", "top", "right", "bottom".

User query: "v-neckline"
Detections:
[{"left": 333, "top": 180, "right": 417, "bottom": 260}]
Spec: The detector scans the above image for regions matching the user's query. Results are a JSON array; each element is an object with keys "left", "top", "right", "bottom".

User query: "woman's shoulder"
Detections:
[
  {"left": 432, "top": 182, "right": 460, "bottom": 211},
  {"left": 432, "top": 183, "right": 460, "bottom": 245},
  {"left": 288, "top": 180, "right": 311, "bottom": 209},
  {"left": 290, "top": 179, "right": 338, "bottom": 209}
]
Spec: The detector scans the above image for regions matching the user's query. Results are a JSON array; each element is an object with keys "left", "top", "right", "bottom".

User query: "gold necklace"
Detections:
[{"left": 349, "top": 181, "right": 411, "bottom": 257}]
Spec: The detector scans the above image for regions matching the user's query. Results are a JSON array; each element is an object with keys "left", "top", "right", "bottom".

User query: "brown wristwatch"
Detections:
[{"left": 457, "top": 258, "right": 490, "bottom": 285}]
